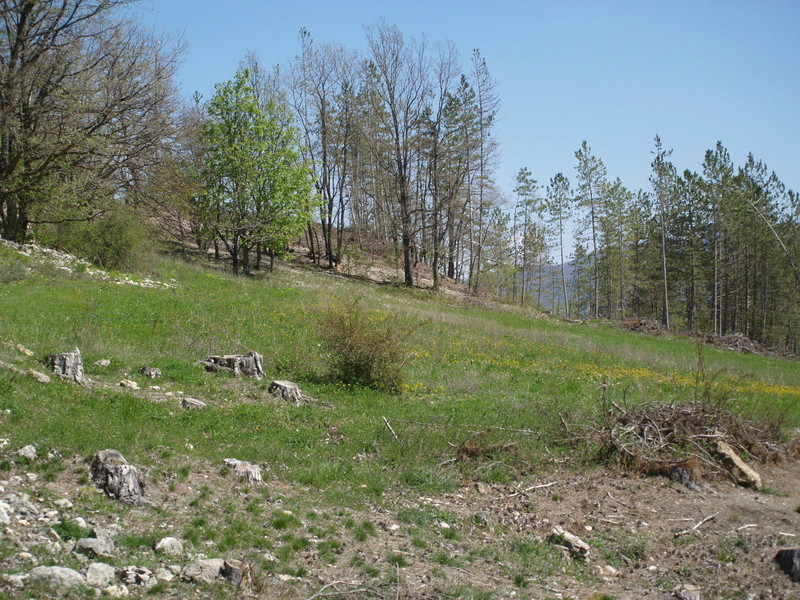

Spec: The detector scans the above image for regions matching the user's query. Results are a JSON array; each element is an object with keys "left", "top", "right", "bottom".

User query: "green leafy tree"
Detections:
[{"left": 202, "top": 68, "right": 312, "bottom": 274}]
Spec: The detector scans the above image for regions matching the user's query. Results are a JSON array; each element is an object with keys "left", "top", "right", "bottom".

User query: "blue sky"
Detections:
[{"left": 139, "top": 0, "right": 800, "bottom": 200}]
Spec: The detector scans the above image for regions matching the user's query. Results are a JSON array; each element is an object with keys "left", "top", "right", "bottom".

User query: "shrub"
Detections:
[
  {"left": 36, "top": 205, "right": 157, "bottom": 272},
  {"left": 318, "top": 298, "right": 406, "bottom": 392},
  {"left": 0, "top": 261, "right": 28, "bottom": 284}
]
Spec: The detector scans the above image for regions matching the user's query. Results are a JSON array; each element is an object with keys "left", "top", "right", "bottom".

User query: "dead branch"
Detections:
[{"left": 674, "top": 511, "right": 719, "bottom": 537}]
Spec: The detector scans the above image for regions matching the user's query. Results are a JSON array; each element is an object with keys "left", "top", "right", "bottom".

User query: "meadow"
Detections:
[{"left": 1, "top": 245, "right": 798, "bottom": 507}]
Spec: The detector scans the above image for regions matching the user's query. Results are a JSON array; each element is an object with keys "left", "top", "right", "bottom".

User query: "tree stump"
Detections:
[
  {"left": 90, "top": 449, "right": 148, "bottom": 504},
  {"left": 201, "top": 351, "right": 264, "bottom": 379},
  {"left": 268, "top": 380, "right": 302, "bottom": 403},
  {"left": 223, "top": 458, "right": 263, "bottom": 485},
  {"left": 46, "top": 348, "right": 86, "bottom": 384},
  {"left": 139, "top": 366, "right": 161, "bottom": 378}
]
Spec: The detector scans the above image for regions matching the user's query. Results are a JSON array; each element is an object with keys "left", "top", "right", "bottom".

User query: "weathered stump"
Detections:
[
  {"left": 268, "top": 380, "right": 302, "bottom": 403},
  {"left": 90, "top": 449, "right": 148, "bottom": 504},
  {"left": 201, "top": 351, "right": 264, "bottom": 379},
  {"left": 223, "top": 458, "right": 263, "bottom": 485},
  {"left": 775, "top": 548, "right": 800, "bottom": 581},
  {"left": 221, "top": 559, "right": 249, "bottom": 587},
  {"left": 139, "top": 366, "right": 162, "bottom": 378},
  {"left": 46, "top": 348, "right": 86, "bottom": 384}
]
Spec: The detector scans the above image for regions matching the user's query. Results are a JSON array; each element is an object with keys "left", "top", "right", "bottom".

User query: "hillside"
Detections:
[{"left": 0, "top": 244, "right": 799, "bottom": 600}]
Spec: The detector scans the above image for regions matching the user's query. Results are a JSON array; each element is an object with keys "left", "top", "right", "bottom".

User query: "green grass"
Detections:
[{"left": 1, "top": 248, "right": 798, "bottom": 514}]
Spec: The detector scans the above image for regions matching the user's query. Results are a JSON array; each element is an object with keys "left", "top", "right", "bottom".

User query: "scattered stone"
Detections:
[
  {"left": 46, "top": 528, "right": 61, "bottom": 542},
  {"left": 119, "top": 379, "right": 139, "bottom": 390},
  {"left": 154, "top": 536, "right": 183, "bottom": 557},
  {"left": 775, "top": 548, "right": 800, "bottom": 582},
  {"left": 673, "top": 584, "right": 703, "bottom": 600},
  {"left": 475, "top": 482, "right": 491, "bottom": 494},
  {"left": 16, "top": 445, "right": 37, "bottom": 461},
  {"left": 153, "top": 568, "right": 174, "bottom": 582},
  {"left": 201, "top": 351, "right": 264, "bottom": 379},
  {"left": 74, "top": 517, "right": 89, "bottom": 529},
  {"left": 223, "top": 458, "right": 263, "bottom": 485},
  {"left": 715, "top": 440, "right": 762, "bottom": 488},
  {"left": 181, "top": 558, "right": 224, "bottom": 583},
  {"left": 139, "top": 366, "right": 161, "bottom": 378},
  {"left": 268, "top": 380, "right": 302, "bottom": 402},
  {"left": 90, "top": 449, "right": 148, "bottom": 504},
  {"left": 25, "top": 472, "right": 37, "bottom": 483},
  {"left": 221, "top": 559, "right": 248, "bottom": 587},
  {"left": 548, "top": 526, "right": 591, "bottom": 560},
  {"left": 597, "top": 564, "right": 618, "bottom": 577},
  {"left": 86, "top": 562, "right": 116, "bottom": 588},
  {"left": 75, "top": 535, "right": 115, "bottom": 558},
  {"left": 15, "top": 344, "right": 34, "bottom": 356},
  {"left": 3, "top": 574, "right": 27, "bottom": 588},
  {"left": 119, "top": 565, "right": 154, "bottom": 587},
  {"left": 6, "top": 493, "right": 40, "bottom": 517},
  {"left": 0, "top": 504, "right": 10, "bottom": 525},
  {"left": 104, "top": 584, "right": 130, "bottom": 597},
  {"left": 0, "top": 360, "right": 51, "bottom": 383},
  {"left": 28, "top": 369, "right": 50, "bottom": 383},
  {"left": 95, "top": 359, "right": 111, "bottom": 367},
  {"left": 54, "top": 498, "right": 73, "bottom": 509},
  {"left": 46, "top": 348, "right": 87, "bottom": 384},
  {"left": 181, "top": 397, "right": 206, "bottom": 410},
  {"left": 28, "top": 566, "right": 85, "bottom": 590},
  {"left": 18, "top": 551, "right": 35, "bottom": 562}
]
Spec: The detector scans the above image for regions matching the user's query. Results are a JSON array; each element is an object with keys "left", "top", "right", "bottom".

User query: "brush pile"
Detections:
[
  {"left": 619, "top": 317, "right": 666, "bottom": 335},
  {"left": 574, "top": 401, "right": 788, "bottom": 484}
]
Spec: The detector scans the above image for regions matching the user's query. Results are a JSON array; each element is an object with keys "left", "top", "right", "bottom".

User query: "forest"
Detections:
[{"left": 1, "top": 1, "right": 798, "bottom": 352}]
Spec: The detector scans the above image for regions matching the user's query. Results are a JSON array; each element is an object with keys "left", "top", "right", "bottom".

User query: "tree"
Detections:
[
  {"left": 574, "top": 140, "right": 607, "bottom": 317},
  {"left": 466, "top": 48, "right": 499, "bottom": 293},
  {"left": 423, "top": 40, "right": 460, "bottom": 290},
  {"left": 512, "top": 167, "right": 541, "bottom": 305},
  {"left": 650, "top": 135, "right": 676, "bottom": 329},
  {"left": 289, "top": 30, "right": 359, "bottom": 269},
  {"left": 599, "top": 178, "right": 635, "bottom": 319},
  {"left": 364, "top": 20, "right": 430, "bottom": 287},
  {"left": 0, "top": 0, "right": 180, "bottom": 241},
  {"left": 545, "top": 173, "right": 572, "bottom": 317},
  {"left": 201, "top": 68, "right": 312, "bottom": 275}
]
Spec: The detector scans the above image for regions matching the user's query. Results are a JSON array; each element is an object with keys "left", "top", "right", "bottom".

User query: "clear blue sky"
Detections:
[{"left": 139, "top": 0, "right": 800, "bottom": 200}]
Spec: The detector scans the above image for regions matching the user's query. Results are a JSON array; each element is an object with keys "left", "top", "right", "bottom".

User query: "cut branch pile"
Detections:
[
  {"left": 571, "top": 401, "right": 785, "bottom": 483},
  {"left": 619, "top": 317, "right": 666, "bottom": 335}
]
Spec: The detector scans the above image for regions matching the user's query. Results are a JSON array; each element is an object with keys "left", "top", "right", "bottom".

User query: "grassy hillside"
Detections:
[
  {"left": 1, "top": 246, "right": 799, "bottom": 599},
  {"left": 1, "top": 247, "right": 799, "bottom": 500}
]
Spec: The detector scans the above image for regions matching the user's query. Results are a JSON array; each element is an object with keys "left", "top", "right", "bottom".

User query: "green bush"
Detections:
[
  {"left": 36, "top": 206, "right": 157, "bottom": 271},
  {"left": 318, "top": 298, "right": 406, "bottom": 392},
  {"left": 0, "top": 261, "right": 27, "bottom": 284}
]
